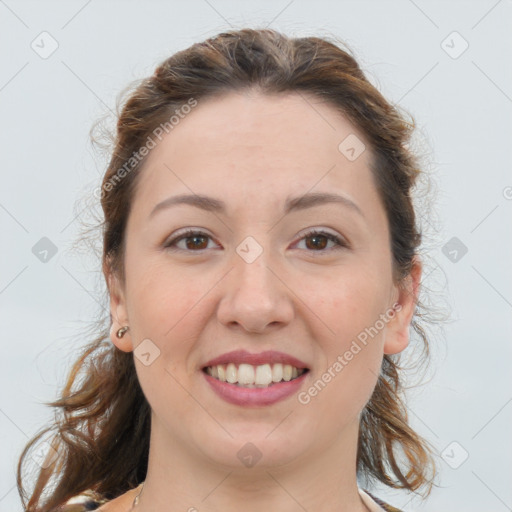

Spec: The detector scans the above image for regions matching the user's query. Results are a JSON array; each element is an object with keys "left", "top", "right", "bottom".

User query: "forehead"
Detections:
[
  {"left": 129, "top": 90, "right": 383, "bottom": 224},
  {"left": 147, "top": 90, "right": 368, "bottom": 167}
]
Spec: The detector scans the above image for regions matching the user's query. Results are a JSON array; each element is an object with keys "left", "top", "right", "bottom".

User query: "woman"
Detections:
[{"left": 17, "top": 28, "right": 437, "bottom": 512}]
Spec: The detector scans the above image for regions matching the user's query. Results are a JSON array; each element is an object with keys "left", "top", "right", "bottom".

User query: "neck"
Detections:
[{"left": 135, "top": 416, "right": 370, "bottom": 512}]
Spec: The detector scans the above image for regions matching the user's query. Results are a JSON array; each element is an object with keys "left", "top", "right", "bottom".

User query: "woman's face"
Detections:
[{"left": 108, "top": 91, "right": 420, "bottom": 471}]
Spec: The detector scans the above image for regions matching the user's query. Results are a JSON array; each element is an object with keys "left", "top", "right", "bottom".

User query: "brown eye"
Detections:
[
  {"left": 164, "top": 230, "right": 215, "bottom": 251},
  {"left": 305, "top": 233, "right": 329, "bottom": 250},
  {"left": 184, "top": 234, "right": 209, "bottom": 250},
  {"left": 296, "top": 230, "right": 348, "bottom": 253}
]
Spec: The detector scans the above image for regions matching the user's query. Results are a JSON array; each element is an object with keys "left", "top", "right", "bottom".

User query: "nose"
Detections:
[{"left": 216, "top": 248, "right": 294, "bottom": 334}]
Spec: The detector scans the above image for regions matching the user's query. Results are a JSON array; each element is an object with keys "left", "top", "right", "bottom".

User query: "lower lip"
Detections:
[{"left": 202, "top": 370, "right": 309, "bottom": 406}]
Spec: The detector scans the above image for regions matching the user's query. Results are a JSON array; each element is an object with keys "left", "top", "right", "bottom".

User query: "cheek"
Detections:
[
  {"left": 308, "top": 267, "right": 391, "bottom": 344},
  {"left": 139, "top": 284, "right": 197, "bottom": 323},
  {"left": 302, "top": 266, "right": 388, "bottom": 400},
  {"left": 126, "top": 261, "right": 213, "bottom": 413},
  {"left": 125, "top": 257, "right": 207, "bottom": 337}
]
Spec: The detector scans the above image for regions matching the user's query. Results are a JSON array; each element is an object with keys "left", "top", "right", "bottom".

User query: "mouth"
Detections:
[
  {"left": 202, "top": 363, "right": 309, "bottom": 388},
  {"left": 200, "top": 350, "right": 311, "bottom": 405}
]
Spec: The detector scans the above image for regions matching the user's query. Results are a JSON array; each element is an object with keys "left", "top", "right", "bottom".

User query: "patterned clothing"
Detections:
[{"left": 360, "top": 489, "right": 404, "bottom": 511}]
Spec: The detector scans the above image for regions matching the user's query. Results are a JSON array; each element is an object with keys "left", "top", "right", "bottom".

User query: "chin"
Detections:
[{"left": 195, "top": 425, "right": 311, "bottom": 471}]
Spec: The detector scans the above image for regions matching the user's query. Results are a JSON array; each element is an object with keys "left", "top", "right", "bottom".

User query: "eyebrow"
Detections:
[{"left": 149, "top": 191, "right": 364, "bottom": 219}]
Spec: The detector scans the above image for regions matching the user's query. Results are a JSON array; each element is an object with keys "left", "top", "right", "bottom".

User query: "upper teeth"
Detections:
[{"left": 205, "top": 363, "right": 304, "bottom": 387}]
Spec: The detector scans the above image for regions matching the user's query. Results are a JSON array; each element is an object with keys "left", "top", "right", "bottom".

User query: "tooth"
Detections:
[
  {"left": 226, "top": 363, "right": 237, "bottom": 384},
  {"left": 212, "top": 362, "right": 302, "bottom": 387},
  {"left": 255, "top": 364, "right": 272, "bottom": 386},
  {"left": 272, "top": 363, "right": 283, "bottom": 382},
  {"left": 238, "top": 364, "right": 255, "bottom": 385}
]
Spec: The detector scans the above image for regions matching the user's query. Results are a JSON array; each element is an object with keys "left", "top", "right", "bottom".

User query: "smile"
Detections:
[{"left": 203, "top": 363, "right": 308, "bottom": 388}]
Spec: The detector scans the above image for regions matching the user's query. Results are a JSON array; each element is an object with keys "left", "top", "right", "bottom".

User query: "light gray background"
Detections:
[{"left": 1, "top": 1, "right": 511, "bottom": 511}]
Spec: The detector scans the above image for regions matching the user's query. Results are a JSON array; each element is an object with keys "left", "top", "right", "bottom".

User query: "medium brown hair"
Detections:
[{"left": 17, "top": 28, "right": 437, "bottom": 511}]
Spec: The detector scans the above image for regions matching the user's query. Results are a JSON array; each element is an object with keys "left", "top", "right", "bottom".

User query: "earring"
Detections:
[{"left": 116, "top": 326, "right": 129, "bottom": 338}]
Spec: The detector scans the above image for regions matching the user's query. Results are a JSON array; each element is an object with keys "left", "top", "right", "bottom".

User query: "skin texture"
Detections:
[{"left": 105, "top": 90, "right": 421, "bottom": 512}]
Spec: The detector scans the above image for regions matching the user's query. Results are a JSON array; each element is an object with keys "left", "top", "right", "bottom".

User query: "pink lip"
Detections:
[
  {"left": 202, "top": 370, "right": 309, "bottom": 406},
  {"left": 201, "top": 350, "right": 309, "bottom": 370}
]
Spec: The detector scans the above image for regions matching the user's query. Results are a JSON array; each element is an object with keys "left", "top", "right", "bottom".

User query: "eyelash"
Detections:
[{"left": 163, "top": 228, "right": 349, "bottom": 254}]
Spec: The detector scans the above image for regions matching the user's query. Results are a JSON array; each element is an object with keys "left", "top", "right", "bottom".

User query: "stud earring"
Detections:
[{"left": 116, "top": 326, "right": 129, "bottom": 338}]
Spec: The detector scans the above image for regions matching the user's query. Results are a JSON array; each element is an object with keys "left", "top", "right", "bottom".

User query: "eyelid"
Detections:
[
  {"left": 163, "top": 228, "right": 218, "bottom": 251},
  {"left": 163, "top": 227, "right": 350, "bottom": 253},
  {"left": 292, "top": 228, "right": 349, "bottom": 251}
]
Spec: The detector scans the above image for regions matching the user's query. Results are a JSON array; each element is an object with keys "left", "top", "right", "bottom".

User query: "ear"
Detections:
[
  {"left": 105, "top": 265, "right": 133, "bottom": 353},
  {"left": 383, "top": 255, "right": 422, "bottom": 355}
]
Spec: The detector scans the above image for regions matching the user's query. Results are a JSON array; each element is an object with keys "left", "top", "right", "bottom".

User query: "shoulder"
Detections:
[
  {"left": 359, "top": 488, "right": 405, "bottom": 512},
  {"left": 56, "top": 485, "right": 141, "bottom": 512},
  {"left": 60, "top": 486, "right": 402, "bottom": 512},
  {"left": 54, "top": 494, "right": 106, "bottom": 511}
]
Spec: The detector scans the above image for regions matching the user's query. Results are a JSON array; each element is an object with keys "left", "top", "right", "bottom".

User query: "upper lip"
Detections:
[{"left": 202, "top": 350, "right": 309, "bottom": 370}]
